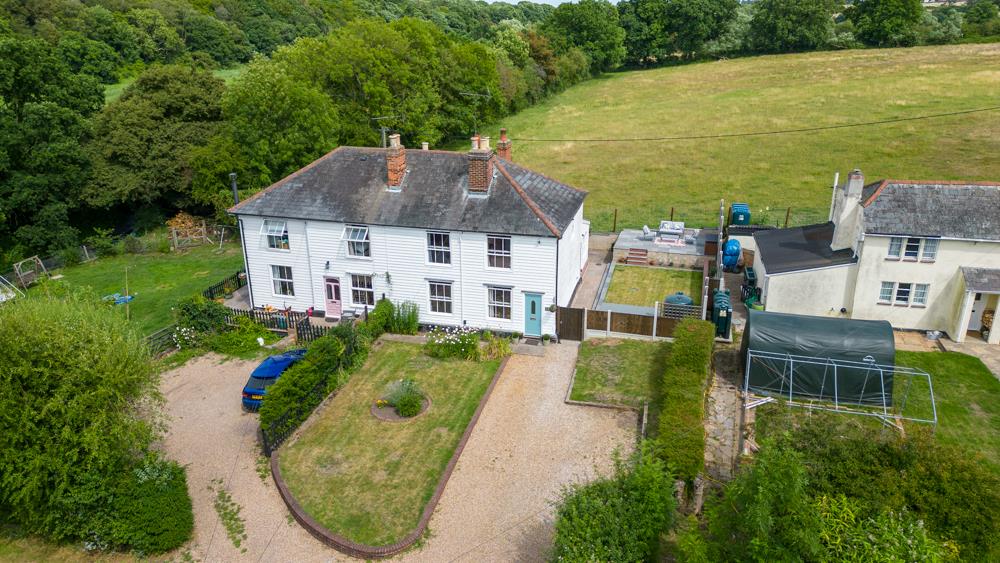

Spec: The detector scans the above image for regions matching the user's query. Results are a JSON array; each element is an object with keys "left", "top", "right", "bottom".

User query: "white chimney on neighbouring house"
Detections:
[{"left": 831, "top": 169, "right": 865, "bottom": 252}]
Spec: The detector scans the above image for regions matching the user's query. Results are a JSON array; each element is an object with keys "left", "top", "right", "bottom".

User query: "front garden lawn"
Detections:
[
  {"left": 39, "top": 242, "right": 244, "bottom": 335},
  {"left": 896, "top": 351, "right": 1000, "bottom": 474},
  {"left": 571, "top": 338, "right": 668, "bottom": 409},
  {"left": 604, "top": 265, "right": 702, "bottom": 307},
  {"left": 278, "top": 341, "right": 500, "bottom": 546}
]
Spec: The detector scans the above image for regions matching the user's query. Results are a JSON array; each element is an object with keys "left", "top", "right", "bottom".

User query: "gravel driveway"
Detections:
[
  {"left": 160, "top": 344, "right": 634, "bottom": 562},
  {"left": 398, "top": 342, "right": 637, "bottom": 562}
]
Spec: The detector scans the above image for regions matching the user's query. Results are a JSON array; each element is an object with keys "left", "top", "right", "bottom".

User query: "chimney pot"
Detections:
[
  {"left": 386, "top": 136, "right": 406, "bottom": 188},
  {"left": 497, "top": 127, "right": 512, "bottom": 161},
  {"left": 471, "top": 135, "right": 480, "bottom": 150},
  {"left": 479, "top": 136, "right": 490, "bottom": 151},
  {"left": 421, "top": 142, "right": 429, "bottom": 151}
]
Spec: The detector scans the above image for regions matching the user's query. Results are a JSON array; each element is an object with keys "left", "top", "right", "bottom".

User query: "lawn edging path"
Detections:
[{"left": 270, "top": 354, "right": 511, "bottom": 559}]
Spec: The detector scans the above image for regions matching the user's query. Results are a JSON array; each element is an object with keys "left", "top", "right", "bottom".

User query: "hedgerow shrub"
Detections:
[
  {"left": 756, "top": 408, "right": 1000, "bottom": 560},
  {"left": 259, "top": 334, "right": 347, "bottom": 434},
  {"left": 656, "top": 318, "right": 714, "bottom": 481},
  {"left": 553, "top": 443, "right": 676, "bottom": 562},
  {"left": 204, "top": 316, "right": 274, "bottom": 356},
  {"left": 123, "top": 234, "right": 145, "bottom": 254},
  {"left": 0, "top": 294, "right": 192, "bottom": 551},
  {"left": 366, "top": 298, "right": 394, "bottom": 338},
  {"left": 99, "top": 456, "right": 193, "bottom": 554},
  {"left": 174, "top": 295, "right": 229, "bottom": 332},
  {"left": 58, "top": 246, "right": 81, "bottom": 267}
]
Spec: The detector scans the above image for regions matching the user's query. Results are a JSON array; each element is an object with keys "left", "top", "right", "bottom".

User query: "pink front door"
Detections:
[{"left": 325, "top": 278, "right": 342, "bottom": 319}]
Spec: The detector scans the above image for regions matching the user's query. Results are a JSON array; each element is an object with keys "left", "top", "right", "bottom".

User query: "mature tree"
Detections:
[
  {"left": 661, "top": 0, "right": 739, "bottom": 57},
  {"left": 180, "top": 13, "right": 253, "bottom": 65},
  {"left": 846, "top": 0, "right": 924, "bottom": 47},
  {"left": 0, "top": 36, "right": 102, "bottom": 252},
  {"left": 618, "top": 0, "right": 670, "bottom": 66},
  {"left": 57, "top": 31, "right": 122, "bottom": 83},
  {"left": 0, "top": 292, "right": 192, "bottom": 551},
  {"left": 79, "top": 5, "right": 140, "bottom": 63},
  {"left": 126, "top": 8, "right": 185, "bottom": 62},
  {"left": 85, "top": 65, "right": 224, "bottom": 208},
  {"left": 965, "top": 0, "right": 1000, "bottom": 24},
  {"left": 748, "top": 0, "right": 836, "bottom": 53},
  {"left": 545, "top": 0, "right": 626, "bottom": 73}
]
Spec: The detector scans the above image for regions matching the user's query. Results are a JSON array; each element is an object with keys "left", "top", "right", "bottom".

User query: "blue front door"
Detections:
[{"left": 525, "top": 293, "right": 542, "bottom": 336}]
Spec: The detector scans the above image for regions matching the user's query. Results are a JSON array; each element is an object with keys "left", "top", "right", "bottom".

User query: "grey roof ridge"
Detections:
[
  {"left": 863, "top": 178, "right": 1000, "bottom": 207},
  {"left": 228, "top": 145, "right": 347, "bottom": 215},
  {"left": 494, "top": 159, "right": 562, "bottom": 237}
]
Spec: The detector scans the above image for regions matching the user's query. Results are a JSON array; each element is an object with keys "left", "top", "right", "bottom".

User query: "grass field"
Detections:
[
  {"left": 39, "top": 243, "right": 244, "bottom": 335},
  {"left": 571, "top": 338, "right": 668, "bottom": 409},
  {"left": 278, "top": 341, "right": 499, "bottom": 546},
  {"left": 104, "top": 64, "right": 247, "bottom": 104},
  {"left": 604, "top": 265, "right": 702, "bottom": 306},
  {"left": 0, "top": 528, "right": 135, "bottom": 562},
  {"left": 484, "top": 43, "right": 1000, "bottom": 231}
]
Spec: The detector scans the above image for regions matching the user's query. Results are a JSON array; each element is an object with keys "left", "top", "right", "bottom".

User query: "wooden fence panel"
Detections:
[
  {"left": 587, "top": 309, "right": 608, "bottom": 331},
  {"left": 610, "top": 312, "right": 654, "bottom": 336},
  {"left": 656, "top": 318, "right": 678, "bottom": 338},
  {"left": 557, "top": 307, "right": 585, "bottom": 341}
]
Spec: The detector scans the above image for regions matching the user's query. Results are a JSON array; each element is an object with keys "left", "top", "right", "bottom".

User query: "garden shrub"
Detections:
[
  {"left": 425, "top": 326, "right": 480, "bottom": 360},
  {"left": 84, "top": 227, "right": 121, "bottom": 256},
  {"left": 156, "top": 237, "right": 172, "bottom": 254},
  {"left": 553, "top": 443, "right": 676, "bottom": 562},
  {"left": 204, "top": 316, "right": 273, "bottom": 356},
  {"left": 122, "top": 234, "right": 145, "bottom": 254},
  {"left": 384, "top": 378, "right": 424, "bottom": 417},
  {"left": 389, "top": 301, "right": 420, "bottom": 335},
  {"left": 755, "top": 408, "right": 1000, "bottom": 560},
  {"left": 656, "top": 319, "right": 714, "bottom": 481},
  {"left": 329, "top": 322, "right": 370, "bottom": 371},
  {"left": 174, "top": 295, "right": 229, "bottom": 333},
  {"left": 58, "top": 246, "right": 81, "bottom": 267},
  {"left": 0, "top": 294, "right": 191, "bottom": 550},
  {"left": 259, "top": 333, "right": 348, "bottom": 434},
  {"left": 99, "top": 456, "right": 194, "bottom": 554},
  {"left": 395, "top": 392, "right": 423, "bottom": 417},
  {"left": 481, "top": 332, "right": 512, "bottom": 361},
  {"left": 366, "top": 298, "right": 394, "bottom": 338}
]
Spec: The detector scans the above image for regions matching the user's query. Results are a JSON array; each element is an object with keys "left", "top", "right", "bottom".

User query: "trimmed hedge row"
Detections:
[{"left": 656, "top": 318, "right": 715, "bottom": 482}]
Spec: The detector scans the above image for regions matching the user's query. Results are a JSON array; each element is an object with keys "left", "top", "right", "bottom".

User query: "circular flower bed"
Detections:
[{"left": 371, "top": 378, "right": 429, "bottom": 421}]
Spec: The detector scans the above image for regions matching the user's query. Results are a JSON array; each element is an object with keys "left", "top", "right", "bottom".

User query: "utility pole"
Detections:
[
  {"left": 459, "top": 89, "right": 492, "bottom": 135},
  {"left": 371, "top": 115, "right": 403, "bottom": 147}
]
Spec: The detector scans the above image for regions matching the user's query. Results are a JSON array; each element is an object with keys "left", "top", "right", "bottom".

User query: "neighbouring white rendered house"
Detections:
[
  {"left": 752, "top": 169, "right": 1000, "bottom": 345},
  {"left": 228, "top": 132, "right": 589, "bottom": 338}
]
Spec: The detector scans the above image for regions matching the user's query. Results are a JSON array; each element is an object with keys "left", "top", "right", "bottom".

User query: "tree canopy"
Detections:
[
  {"left": 748, "top": 0, "right": 836, "bottom": 53},
  {"left": 545, "top": 0, "right": 626, "bottom": 74},
  {"left": 847, "top": 0, "right": 926, "bottom": 47}
]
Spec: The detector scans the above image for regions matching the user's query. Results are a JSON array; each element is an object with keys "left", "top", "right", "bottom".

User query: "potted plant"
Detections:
[
  {"left": 512, "top": 331, "right": 522, "bottom": 343},
  {"left": 542, "top": 334, "right": 551, "bottom": 344}
]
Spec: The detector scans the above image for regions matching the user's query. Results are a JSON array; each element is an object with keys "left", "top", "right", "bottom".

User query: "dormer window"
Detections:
[
  {"left": 261, "top": 220, "right": 289, "bottom": 250},
  {"left": 345, "top": 225, "right": 370, "bottom": 257}
]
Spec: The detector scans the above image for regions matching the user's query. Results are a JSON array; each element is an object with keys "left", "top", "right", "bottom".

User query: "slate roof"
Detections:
[
  {"left": 228, "top": 146, "right": 586, "bottom": 238},
  {"left": 961, "top": 267, "right": 1000, "bottom": 293},
  {"left": 860, "top": 181, "right": 1000, "bottom": 240},
  {"left": 753, "top": 222, "right": 857, "bottom": 274}
]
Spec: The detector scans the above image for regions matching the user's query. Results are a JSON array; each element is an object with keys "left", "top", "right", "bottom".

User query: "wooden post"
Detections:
[
  {"left": 612, "top": 209, "right": 618, "bottom": 232},
  {"left": 670, "top": 207, "right": 674, "bottom": 221},
  {"left": 784, "top": 207, "right": 791, "bottom": 228},
  {"left": 171, "top": 228, "right": 179, "bottom": 251}
]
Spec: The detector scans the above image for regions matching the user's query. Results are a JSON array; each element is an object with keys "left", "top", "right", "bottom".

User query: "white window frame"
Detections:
[
  {"left": 427, "top": 231, "right": 451, "bottom": 265},
  {"left": 350, "top": 273, "right": 374, "bottom": 306},
  {"left": 344, "top": 225, "right": 371, "bottom": 258},
  {"left": 261, "top": 220, "right": 290, "bottom": 250},
  {"left": 270, "top": 265, "right": 294, "bottom": 296},
  {"left": 487, "top": 286, "right": 512, "bottom": 320},
  {"left": 913, "top": 283, "right": 929, "bottom": 306},
  {"left": 887, "top": 237, "right": 903, "bottom": 259},
  {"left": 487, "top": 235, "right": 511, "bottom": 269},
  {"left": 903, "top": 237, "right": 921, "bottom": 260},
  {"left": 428, "top": 281, "right": 453, "bottom": 314},
  {"left": 878, "top": 281, "right": 894, "bottom": 304},
  {"left": 921, "top": 238, "right": 939, "bottom": 262}
]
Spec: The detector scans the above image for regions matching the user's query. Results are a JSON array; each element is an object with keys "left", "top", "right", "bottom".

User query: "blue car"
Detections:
[{"left": 241, "top": 349, "right": 307, "bottom": 411}]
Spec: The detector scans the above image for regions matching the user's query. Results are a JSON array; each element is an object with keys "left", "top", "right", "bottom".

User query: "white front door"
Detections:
[
  {"left": 325, "top": 277, "right": 342, "bottom": 320},
  {"left": 969, "top": 292, "right": 985, "bottom": 331}
]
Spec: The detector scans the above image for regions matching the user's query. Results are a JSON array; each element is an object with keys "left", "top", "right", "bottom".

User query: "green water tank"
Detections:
[{"left": 712, "top": 289, "right": 732, "bottom": 338}]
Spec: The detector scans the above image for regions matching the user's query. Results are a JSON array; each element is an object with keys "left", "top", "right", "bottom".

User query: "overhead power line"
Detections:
[{"left": 511, "top": 105, "right": 1000, "bottom": 143}]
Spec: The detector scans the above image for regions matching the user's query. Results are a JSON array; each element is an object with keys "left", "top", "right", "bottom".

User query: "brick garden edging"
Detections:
[{"left": 270, "top": 355, "right": 512, "bottom": 559}]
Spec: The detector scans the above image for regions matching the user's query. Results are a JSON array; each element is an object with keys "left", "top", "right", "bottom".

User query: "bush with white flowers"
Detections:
[{"left": 424, "top": 325, "right": 480, "bottom": 360}]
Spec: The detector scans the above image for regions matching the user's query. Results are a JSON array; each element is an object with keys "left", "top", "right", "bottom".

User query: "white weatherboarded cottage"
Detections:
[{"left": 229, "top": 133, "right": 589, "bottom": 338}]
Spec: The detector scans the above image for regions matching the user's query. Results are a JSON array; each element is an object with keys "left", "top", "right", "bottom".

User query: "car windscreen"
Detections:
[{"left": 245, "top": 376, "right": 278, "bottom": 391}]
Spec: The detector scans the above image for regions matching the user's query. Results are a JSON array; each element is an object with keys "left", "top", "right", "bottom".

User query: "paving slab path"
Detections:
[
  {"left": 703, "top": 349, "right": 742, "bottom": 481},
  {"left": 159, "top": 344, "right": 634, "bottom": 562}
]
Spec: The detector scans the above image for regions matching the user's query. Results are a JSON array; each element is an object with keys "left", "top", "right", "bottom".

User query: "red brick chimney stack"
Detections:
[
  {"left": 386, "top": 133, "right": 406, "bottom": 188},
  {"left": 496, "top": 128, "right": 512, "bottom": 161},
  {"left": 468, "top": 135, "right": 494, "bottom": 193}
]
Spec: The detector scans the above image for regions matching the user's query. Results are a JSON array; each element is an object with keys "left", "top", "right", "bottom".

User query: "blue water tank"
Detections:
[
  {"left": 665, "top": 291, "right": 694, "bottom": 306},
  {"left": 722, "top": 239, "right": 741, "bottom": 270},
  {"left": 730, "top": 203, "right": 751, "bottom": 225}
]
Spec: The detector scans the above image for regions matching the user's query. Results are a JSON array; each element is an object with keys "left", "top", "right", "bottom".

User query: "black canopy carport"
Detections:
[{"left": 740, "top": 310, "right": 896, "bottom": 406}]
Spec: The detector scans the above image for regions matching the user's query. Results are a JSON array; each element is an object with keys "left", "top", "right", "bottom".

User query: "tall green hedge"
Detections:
[{"left": 656, "top": 318, "right": 715, "bottom": 482}]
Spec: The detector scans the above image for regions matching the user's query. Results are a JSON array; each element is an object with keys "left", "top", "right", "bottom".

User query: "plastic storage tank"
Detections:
[
  {"left": 730, "top": 203, "right": 751, "bottom": 225},
  {"left": 722, "top": 239, "right": 741, "bottom": 271},
  {"left": 712, "top": 289, "right": 732, "bottom": 337},
  {"left": 664, "top": 292, "right": 694, "bottom": 306}
]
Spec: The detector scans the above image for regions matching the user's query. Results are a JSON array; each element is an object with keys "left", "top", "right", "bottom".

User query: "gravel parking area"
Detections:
[
  {"left": 398, "top": 342, "right": 637, "bottom": 562},
  {"left": 160, "top": 344, "right": 634, "bottom": 562},
  {"left": 159, "top": 353, "right": 347, "bottom": 562}
]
